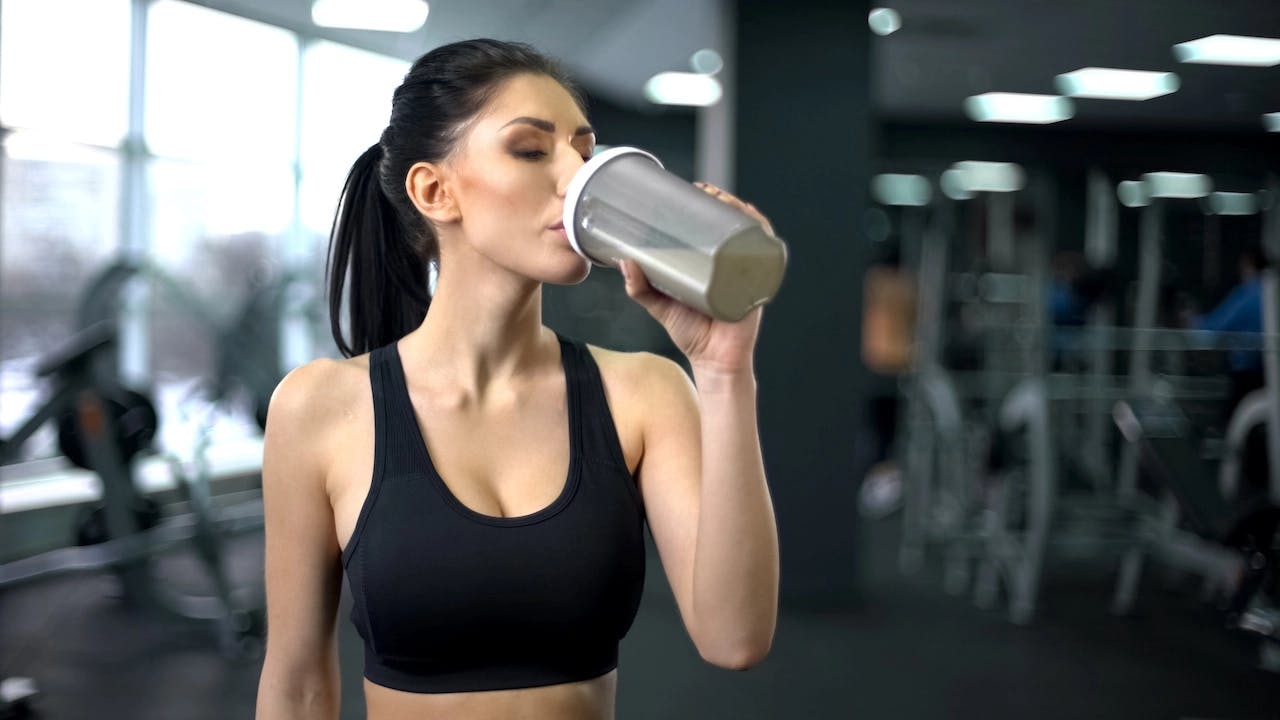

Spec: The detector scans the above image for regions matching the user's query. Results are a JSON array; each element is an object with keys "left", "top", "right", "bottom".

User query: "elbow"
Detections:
[{"left": 697, "top": 634, "right": 774, "bottom": 671}]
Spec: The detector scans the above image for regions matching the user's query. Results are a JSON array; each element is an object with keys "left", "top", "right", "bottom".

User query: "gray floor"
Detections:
[{"left": 2, "top": 513, "right": 1278, "bottom": 719}]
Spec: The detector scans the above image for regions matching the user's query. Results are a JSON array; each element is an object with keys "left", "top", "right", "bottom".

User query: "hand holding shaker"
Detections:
[{"left": 563, "top": 147, "right": 788, "bottom": 322}]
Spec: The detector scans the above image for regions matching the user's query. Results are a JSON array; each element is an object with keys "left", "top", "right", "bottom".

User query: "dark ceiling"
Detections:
[
  {"left": 877, "top": 0, "right": 1280, "bottom": 131},
  {"left": 194, "top": 0, "right": 1280, "bottom": 132}
]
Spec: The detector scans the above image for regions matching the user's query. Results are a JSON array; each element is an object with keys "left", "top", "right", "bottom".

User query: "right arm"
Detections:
[{"left": 255, "top": 362, "right": 346, "bottom": 719}]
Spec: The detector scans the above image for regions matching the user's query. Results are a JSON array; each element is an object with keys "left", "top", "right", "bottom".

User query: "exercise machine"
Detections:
[{"left": 0, "top": 321, "right": 265, "bottom": 662}]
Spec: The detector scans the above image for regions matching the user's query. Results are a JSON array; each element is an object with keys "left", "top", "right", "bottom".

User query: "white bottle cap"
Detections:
[{"left": 562, "top": 146, "right": 664, "bottom": 264}]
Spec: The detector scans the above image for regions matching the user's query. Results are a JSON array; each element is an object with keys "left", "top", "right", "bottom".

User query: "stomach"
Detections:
[{"left": 364, "top": 669, "right": 617, "bottom": 720}]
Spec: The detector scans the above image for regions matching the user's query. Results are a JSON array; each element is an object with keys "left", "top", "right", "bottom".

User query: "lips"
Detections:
[{"left": 550, "top": 221, "right": 565, "bottom": 231}]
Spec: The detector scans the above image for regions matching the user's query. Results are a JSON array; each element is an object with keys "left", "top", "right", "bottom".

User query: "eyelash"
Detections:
[{"left": 513, "top": 150, "right": 593, "bottom": 162}]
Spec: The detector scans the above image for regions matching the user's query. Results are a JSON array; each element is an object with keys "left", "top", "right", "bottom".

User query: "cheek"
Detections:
[{"left": 461, "top": 165, "right": 538, "bottom": 215}]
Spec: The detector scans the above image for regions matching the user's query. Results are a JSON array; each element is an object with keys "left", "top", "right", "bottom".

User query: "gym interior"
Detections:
[{"left": 2, "top": 1, "right": 1279, "bottom": 717}]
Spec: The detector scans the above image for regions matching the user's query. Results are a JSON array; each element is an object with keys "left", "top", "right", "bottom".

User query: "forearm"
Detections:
[
  {"left": 688, "top": 364, "right": 780, "bottom": 668},
  {"left": 255, "top": 649, "right": 341, "bottom": 720}
]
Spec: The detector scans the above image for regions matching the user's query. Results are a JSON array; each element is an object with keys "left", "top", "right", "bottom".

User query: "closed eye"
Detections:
[{"left": 515, "top": 150, "right": 548, "bottom": 160}]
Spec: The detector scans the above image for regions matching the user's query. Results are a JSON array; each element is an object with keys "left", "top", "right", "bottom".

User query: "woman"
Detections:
[{"left": 255, "top": 39, "right": 779, "bottom": 720}]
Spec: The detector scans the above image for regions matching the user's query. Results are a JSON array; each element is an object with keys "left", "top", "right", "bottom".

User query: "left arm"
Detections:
[
  {"left": 620, "top": 182, "right": 780, "bottom": 669},
  {"left": 627, "top": 345, "right": 779, "bottom": 669}
]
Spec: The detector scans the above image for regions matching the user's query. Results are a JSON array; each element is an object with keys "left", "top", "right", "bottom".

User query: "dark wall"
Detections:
[
  {"left": 585, "top": 95, "right": 698, "bottom": 181},
  {"left": 735, "top": 0, "right": 872, "bottom": 608}
]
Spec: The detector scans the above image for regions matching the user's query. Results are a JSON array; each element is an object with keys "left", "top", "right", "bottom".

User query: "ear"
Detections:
[{"left": 406, "top": 161, "right": 461, "bottom": 224}]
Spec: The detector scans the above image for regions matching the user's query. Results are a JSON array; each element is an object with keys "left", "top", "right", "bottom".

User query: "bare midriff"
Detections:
[{"left": 363, "top": 669, "right": 617, "bottom": 720}]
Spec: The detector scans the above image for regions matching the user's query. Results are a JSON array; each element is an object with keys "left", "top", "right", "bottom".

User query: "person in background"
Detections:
[
  {"left": 255, "top": 39, "right": 779, "bottom": 720},
  {"left": 1189, "top": 243, "right": 1269, "bottom": 498},
  {"left": 859, "top": 245, "right": 915, "bottom": 518},
  {"left": 1192, "top": 243, "right": 1266, "bottom": 402}
]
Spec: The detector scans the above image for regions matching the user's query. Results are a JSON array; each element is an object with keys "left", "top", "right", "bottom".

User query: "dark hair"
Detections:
[{"left": 326, "top": 39, "right": 583, "bottom": 357}]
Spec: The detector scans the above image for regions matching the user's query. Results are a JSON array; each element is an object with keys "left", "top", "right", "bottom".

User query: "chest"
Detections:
[
  {"left": 345, "top": 461, "right": 647, "bottom": 673},
  {"left": 342, "top": 376, "right": 647, "bottom": 668},
  {"left": 328, "top": 355, "right": 644, "bottom": 554},
  {"left": 415, "top": 391, "right": 573, "bottom": 519}
]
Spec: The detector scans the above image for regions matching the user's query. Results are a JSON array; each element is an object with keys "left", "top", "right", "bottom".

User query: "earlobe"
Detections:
[{"left": 406, "top": 161, "right": 461, "bottom": 224}]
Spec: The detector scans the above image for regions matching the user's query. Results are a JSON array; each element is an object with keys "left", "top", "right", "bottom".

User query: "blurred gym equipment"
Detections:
[
  {"left": 0, "top": 321, "right": 266, "bottom": 659},
  {"left": 878, "top": 164, "right": 1280, "bottom": 669}
]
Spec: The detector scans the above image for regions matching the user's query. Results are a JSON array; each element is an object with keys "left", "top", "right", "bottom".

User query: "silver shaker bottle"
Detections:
[{"left": 563, "top": 146, "right": 788, "bottom": 322}]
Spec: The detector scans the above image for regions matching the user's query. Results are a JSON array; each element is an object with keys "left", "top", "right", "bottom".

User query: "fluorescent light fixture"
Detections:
[
  {"left": 1266, "top": 112, "right": 1280, "bottom": 132},
  {"left": 949, "top": 161, "right": 1026, "bottom": 194},
  {"left": 1206, "top": 191, "right": 1260, "bottom": 215},
  {"left": 869, "top": 8, "right": 902, "bottom": 36},
  {"left": 964, "top": 92, "right": 1074, "bottom": 124},
  {"left": 871, "top": 174, "right": 931, "bottom": 206},
  {"left": 1173, "top": 34, "right": 1280, "bottom": 67},
  {"left": 644, "top": 72, "right": 722, "bottom": 107},
  {"left": 1117, "top": 180, "right": 1150, "bottom": 208},
  {"left": 312, "top": 0, "right": 428, "bottom": 33},
  {"left": 1142, "top": 171, "right": 1212, "bottom": 199},
  {"left": 1055, "top": 67, "right": 1179, "bottom": 100},
  {"left": 940, "top": 169, "right": 974, "bottom": 200}
]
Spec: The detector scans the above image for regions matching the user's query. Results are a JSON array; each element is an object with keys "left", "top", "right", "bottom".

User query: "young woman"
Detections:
[{"left": 255, "top": 39, "right": 779, "bottom": 720}]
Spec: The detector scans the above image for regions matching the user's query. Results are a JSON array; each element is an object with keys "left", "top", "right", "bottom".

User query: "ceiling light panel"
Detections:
[
  {"left": 312, "top": 0, "right": 428, "bottom": 33},
  {"left": 1142, "top": 172, "right": 1212, "bottom": 199},
  {"left": 964, "top": 93, "right": 1074, "bottom": 124},
  {"left": 1173, "top": 34, "right": 1280, "bottom": 67},
  {"left": 1055, "top": 67, "right": 1180, "bottom": 101},
  {"left": 643, "top": 72, "right": 722, "bottom": 107},
  {"left": 1207, "top": 192, "right": 1260, "bottom": 216},
  {"left": 871, "top": 174, "right": 931, "bottom": 207}
]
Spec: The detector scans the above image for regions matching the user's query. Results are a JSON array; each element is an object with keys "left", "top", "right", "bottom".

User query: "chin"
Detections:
[{"left": 549, "top": 256, "right": 593, "bottom": 286}]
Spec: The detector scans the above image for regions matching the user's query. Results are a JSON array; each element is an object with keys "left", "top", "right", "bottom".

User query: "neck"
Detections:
[{"left": 399, "top": 250, "right": 556, "bottom": 395}]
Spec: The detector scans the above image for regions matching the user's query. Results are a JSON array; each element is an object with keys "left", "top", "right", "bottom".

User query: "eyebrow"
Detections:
[{"left": 501, "top": 116, "right": 595, "bottom": 137}]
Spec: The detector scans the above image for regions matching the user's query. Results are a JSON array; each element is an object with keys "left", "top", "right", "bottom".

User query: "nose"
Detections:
[{"left": 555, "top": 148, "right": 587, "bottom": 198}]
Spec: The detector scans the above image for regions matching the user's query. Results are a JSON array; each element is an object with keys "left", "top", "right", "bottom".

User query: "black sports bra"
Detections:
[{"left": 341, "top": 334, "right": 647, "bottom": 693}]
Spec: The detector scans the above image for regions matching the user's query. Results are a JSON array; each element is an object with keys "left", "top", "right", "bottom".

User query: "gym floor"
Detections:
[{"left": 1, "top": 511, "right": 1277, "bottom": 719}]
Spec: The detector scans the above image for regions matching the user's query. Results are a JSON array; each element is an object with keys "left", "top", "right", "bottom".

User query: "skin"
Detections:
[{"left": 255, "top": 72, "right": 780, "bottom": 720}]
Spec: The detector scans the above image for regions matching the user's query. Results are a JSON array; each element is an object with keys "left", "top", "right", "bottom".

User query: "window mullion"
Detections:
[
  {"left": 282, "top": 35, "right": 313, "bottom": 369},
  {"left": 119, "top": 0, "right": 152, "bottom": 388}
]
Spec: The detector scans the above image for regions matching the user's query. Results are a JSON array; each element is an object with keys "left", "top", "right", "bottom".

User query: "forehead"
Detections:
[{"left": 477, "top": 73, "right": 588, "bottom": 128}]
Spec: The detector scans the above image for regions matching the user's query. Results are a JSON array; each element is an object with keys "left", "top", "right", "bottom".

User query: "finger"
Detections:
[
  {"left": 620, "top": 260, "right": 681, "bottom": 320},
  {"left": 741, "top": 202, "right": 776, "bottom": 236},
  {"left": 620, "top": 260, "right": 661, "bottom": 304},
  {"left": 695, "top": 182, "right": 776, "bottom": 236}
]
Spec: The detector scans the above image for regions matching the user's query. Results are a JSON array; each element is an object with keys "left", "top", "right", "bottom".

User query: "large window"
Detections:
[
  {"left": 0, "top": 0, "right": 132, "bottom": 147},
  {"left": 299, "top": 40, "right": 408, "bottom": 239},
  {"left": 145, "top": 1, "right": 298, "bottom": 164},
  {"left": 0, "top": 0, "right": 131, "bottom": 459},
  {"left": 0, "top": 0, "right": 408, "bottom": 465},
  {"left": 295, "top": 41, "right": 408, "bottom": 362}
]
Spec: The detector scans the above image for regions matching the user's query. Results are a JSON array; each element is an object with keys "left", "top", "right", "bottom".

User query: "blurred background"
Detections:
[{"left": 1, "top": 0, "right": 1279, "bottom": 717}]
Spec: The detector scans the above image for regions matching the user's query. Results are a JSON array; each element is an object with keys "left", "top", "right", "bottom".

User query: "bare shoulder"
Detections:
[
  {"left": 269, "top": 354, "right": 371, "bottom": 425},
  {"left": 586, "top": 345, "right": 695, "bottom": 408},
  {"left": 264, "top": 355, "right": 372, "bottom": 469}
]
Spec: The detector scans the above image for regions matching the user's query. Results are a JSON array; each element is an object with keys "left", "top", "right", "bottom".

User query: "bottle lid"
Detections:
[{"left": 562, "top": 146, "right": 664, "bottom": 264}]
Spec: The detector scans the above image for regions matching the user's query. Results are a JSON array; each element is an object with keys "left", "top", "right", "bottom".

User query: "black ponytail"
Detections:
[
  {"left": 325, "top": 39, "right": 583, "bottom": 357},
  {"left": 326, "top": 142, "right": 430, "bottom": 358}
]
